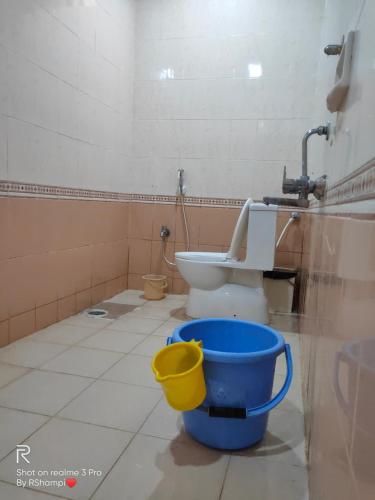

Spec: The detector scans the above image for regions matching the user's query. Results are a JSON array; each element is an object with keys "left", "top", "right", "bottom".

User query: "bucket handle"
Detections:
[
  {"left": 197, "top": 344, "right": 293, "bottom": 419},
  {"left": 244, "top": 343, "right": 293, "bottom": 417}
]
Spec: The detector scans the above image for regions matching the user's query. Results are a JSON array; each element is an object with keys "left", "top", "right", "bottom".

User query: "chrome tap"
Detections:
[
  {"left": 302, "top": 126, "right": 329, "bottom": 178},
  {"left": 282, "top": 124, "right": 330, "bottom": 202},
  {"left": 263, "top": 124, "right": 330, "bottom": 208}
]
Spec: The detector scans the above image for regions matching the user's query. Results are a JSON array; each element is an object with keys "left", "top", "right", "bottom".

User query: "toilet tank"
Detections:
[{"left": 245, "top": 203, "right": 278, "bottom": 270}]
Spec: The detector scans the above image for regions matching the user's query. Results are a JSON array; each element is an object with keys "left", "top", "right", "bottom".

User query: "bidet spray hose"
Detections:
[
  {"left": 276, "top": 213, "right": 299, "bottom": 248},
  {"left": 162, "top": 195, "right": 190, "bottom": 267}
]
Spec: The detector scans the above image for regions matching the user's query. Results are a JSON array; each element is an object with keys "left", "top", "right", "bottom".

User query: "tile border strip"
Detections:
[
  {"left": 311, "top": 157, "right": 375, "bottom": 208},
  {"left": 1, "top": 156, "right": 374, "bottom": 208},
  {"left": 0, "top": 180, "right": 246, "bottom": 208}
]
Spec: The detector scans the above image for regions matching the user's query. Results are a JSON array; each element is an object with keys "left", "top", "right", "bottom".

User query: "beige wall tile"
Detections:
[
  {"left": 0, "top": 198, "right": 9, "bottom": 261},
  {"left": 105, "top": 276, "right": 126, "bottom": 299},
  {"left": 76, "top": 289, "right": 92, "bottom": 312},
  {"left": 35, "top": 253, "right": 59, "bottom": 307},
  {"left": 276, "top": 211, "right": 305, "bottom": 253},
  {"left": 0, "top": 320, "right": 9, "bottom": 347},
  {"left": 58, "top": 295, "right": 76, "bottom": 321},
  {"left": 198, "top": 207, "right": 239, "bottom": 246},
  {"left": 150, "top": 240, "right": 175, "bottom": 277},
  {"left": 7, "top": 198, "right": 42, "bottom": 258},
  {"left": 92, "top": 241, "right": 128, "bottom": 286},
  {"left": 36, "top": 302, "right": 58, "bottom": 331},
  {"left": 129, "top": 239, "right": 152, "bottom": 275},
  {"left": 91, "top": 283, "right": 106, "bottom": 305},
  {"left": 152, "top": 204, "right": 176, "bottom": 241},
  {"left": 128, "top": 274, "right": 145, "bottom": 291},
  {"left": 129, "top": 203, "right": 154, "bottom": 240},
  {"left": 8, "top": 255, "right": 41, "bottom": 316},
  {"left": 275, "top": 251, "right": 302, "bottom": 268},
  {"left": 175, "top": 205, "right": 200, "bottom": 245},
  {"left": 0, "top": 260, "right": 10, "bottom": 321},
  {"left": 301, "top": 209, "right": 375, "bottom": 500},
  {"left": 74, "top": 245, "right": 93, "bottom": 292},
  {"left": 9, "top": 310, "right": 36, "bottom": 343}
]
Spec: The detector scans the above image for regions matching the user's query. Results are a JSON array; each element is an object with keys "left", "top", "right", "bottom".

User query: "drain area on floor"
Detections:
[{"left": 86, "top": 302, "right": 138, "bottom": 320}]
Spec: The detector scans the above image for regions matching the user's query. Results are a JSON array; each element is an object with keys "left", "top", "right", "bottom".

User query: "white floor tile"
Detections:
[
  {"left": 140, "top": 399, "right": 187, "bottom": 442},
  {"left": 0, "top": 341, "right": 67, "bottom": 368},
  {"left": 127, "top": 307, "right": 173, "bottom": 320},
  {"left": 0, "top": 482, "right": 59, "bottom": 499},
  {"left": 141, "top": 300, "right": 186, "bottom": 311},
  {"left": 59, "top": 380, "right": 161, "bottom": 432},
  {"left": 108, "top": 317, "right": 164, "bottom": 334},
  {"left": 108, "top": 291, "right": 146, "bottom": 306},
  {"left": 0, "top": 418, "right": 132, "bottom": 499},
  {"left": 29, "top": 324, "right": 100, "bottom": 346},
  {"left": 234, "top": 409, "right": 306, "bottom": 467},
  {"left": 0, "top": 363, "right": 29, "bottom": 389},
  {"left": 131, "top": 336, "right": 167, "bottom": 356},
  {"left": 60, "top": 314, "right": 113, "bottom": 329},
  {"left": 221, "top": 456, "right": 309, "bottom": 500},
  {"left": 79, "top": 330, "right": 146, "bottom": 353},
  {"left": 0, "top": 370, "right": 92, "bottom": 415},
  {"left": 102, "top": 354, "right": 159, "bottom": 388},
  {"left": 152, "top": 319, "right": 183, "bottom": 338},
  {"left": 92, "top": 434, "right": 230, "bottom": 500},
  {"left": 0, "top": 407, "right": 48, "bottom": 460},
  {"left": 40, "top": 347, "right": 123, "bottom": 378}
]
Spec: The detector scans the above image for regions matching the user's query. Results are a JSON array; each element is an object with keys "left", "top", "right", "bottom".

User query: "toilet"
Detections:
[{"left": 175, "top": 200, "right": 278, "bottom": 323}]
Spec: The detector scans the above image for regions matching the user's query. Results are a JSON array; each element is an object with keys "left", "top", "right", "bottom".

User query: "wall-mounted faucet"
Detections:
[{"left": 264, "top": 124, "right": 329, "bottom": 208}]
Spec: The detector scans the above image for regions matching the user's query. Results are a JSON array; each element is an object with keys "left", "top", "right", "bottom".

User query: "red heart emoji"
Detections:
[{"left": 66, "top": 478, "right": 77, "bottom": 488}]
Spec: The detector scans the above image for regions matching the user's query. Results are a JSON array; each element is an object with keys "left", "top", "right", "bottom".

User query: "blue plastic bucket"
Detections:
[{"left": 168, "top": 318, "right": 293, "bottom": 450}]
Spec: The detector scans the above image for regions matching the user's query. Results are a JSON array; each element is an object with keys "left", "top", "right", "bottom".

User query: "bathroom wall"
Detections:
[
  {"left": 0, "top": 197, "right": 128, "bottom": 346},
  {"left": 0, "top": 0, "right": 135, "bottom": 345},
  {"left": 132, "top": 0, "right": 324, "bottom": 199},
  {"left": 309, "top": 0, "right": 373, "bottom": 186},
  {"left": 127, "top": 202, "right": 305, "bottom": 293},
  {"left": 0, "top": 0, "right": 135, "bottom": 191},
  {"left": 300, "top": 1, "right": 375, "bottom": 499}
]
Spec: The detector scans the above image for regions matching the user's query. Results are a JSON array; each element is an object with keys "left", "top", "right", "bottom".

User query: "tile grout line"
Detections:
[
  {"left": 0, "top": 478, "right": 69, "bottom": 499},
  {"left": 218, "top": 452, "right": 233, "bottom": 500},
  {"left": 87, "top": 391, "right": 164, "bottom": 499},
  {"left": 0, "top": 370, "right": 100, "bottom": 467},
  {"left": 0, "top": 365, "right": 33, "bottom": 392}
]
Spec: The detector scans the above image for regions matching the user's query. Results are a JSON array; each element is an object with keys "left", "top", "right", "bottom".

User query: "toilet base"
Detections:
[{"left": 186, "top": 284, "right": 269, "bottom": 323}]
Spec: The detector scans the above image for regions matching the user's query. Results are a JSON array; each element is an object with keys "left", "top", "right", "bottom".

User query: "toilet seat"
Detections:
[{"left": 175, "top": 252, "right": 227, "bottom": 264}]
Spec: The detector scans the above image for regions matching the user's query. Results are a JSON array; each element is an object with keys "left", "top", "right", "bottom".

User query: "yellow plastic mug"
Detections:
[{"left": 152, "top": 340, "right": 206, "bottom": 411}]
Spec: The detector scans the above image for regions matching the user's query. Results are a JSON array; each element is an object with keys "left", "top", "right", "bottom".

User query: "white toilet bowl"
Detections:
[
  {"left": 175, "top": 201, "right": 278, "bottom": 323},
  {"left": 175, "top": 252, "right": 229, "bottom": 290}
]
